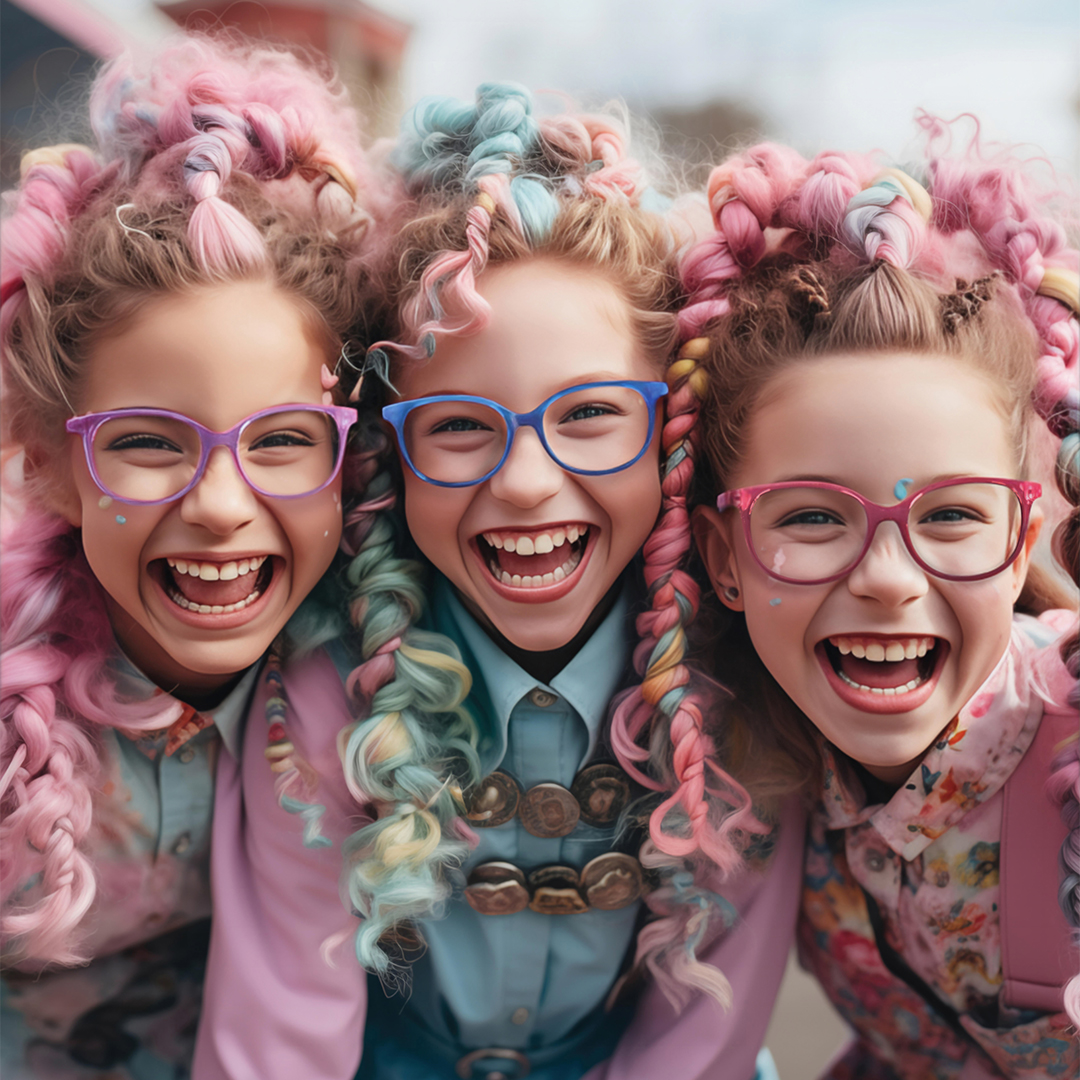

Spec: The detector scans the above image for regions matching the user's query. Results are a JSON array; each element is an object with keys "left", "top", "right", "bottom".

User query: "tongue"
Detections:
[
  {"left": 494, "top": 547, "right": 572, "bottom": 577},
  {"left": 170, "top": 566, "right": 263, "bottom": 606},
  {"left": 839, "top": 653, "right": 922, "bottom": 689}
]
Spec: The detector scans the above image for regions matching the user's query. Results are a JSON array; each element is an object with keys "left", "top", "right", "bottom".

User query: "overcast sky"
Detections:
[{"left": 380, "top": 0, "right": 1079, "bottom": 170}]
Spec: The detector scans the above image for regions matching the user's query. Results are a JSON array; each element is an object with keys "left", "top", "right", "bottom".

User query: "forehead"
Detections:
[
  {"left": 738, "top": 352, "right": 1018, "bottom": 494},
  {"left": 393, "top": 260, "right": 656, "bottom": 408},
  {"left": 79, "top": 280, "right": 329, "bottom": 426}
]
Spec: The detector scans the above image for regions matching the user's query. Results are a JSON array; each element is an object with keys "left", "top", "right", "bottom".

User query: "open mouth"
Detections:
[
  {"left": 154, "top": 556, "right": 276, "bottom": 616},
  {"left": 817, "top": 634, "right": 949, "bottom": 713},
  {"left": 471, "top": 524, "right": 595, "bottom": 603}
]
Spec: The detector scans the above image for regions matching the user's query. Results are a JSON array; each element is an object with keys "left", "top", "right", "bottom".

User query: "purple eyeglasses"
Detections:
[
  {"left": 716, "top": 477, "right": 1041, "bottom": 584},
  {"left": 66, "top": 405, "right": 356, "bottom": 505}
]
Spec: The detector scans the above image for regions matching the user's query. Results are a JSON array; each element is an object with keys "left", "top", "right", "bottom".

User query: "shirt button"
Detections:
[
  {"left": 178, "top": 746, "right": 197, "bottom": 764},
  {"left": 172, "top": 833, "right": 192, "bottom": 855},
  {"left": 528, "top": 688, "right": 557, "bottom": 708},
  {"left": 510, "top": 1007, "right": 529, "bottom": 1025}
]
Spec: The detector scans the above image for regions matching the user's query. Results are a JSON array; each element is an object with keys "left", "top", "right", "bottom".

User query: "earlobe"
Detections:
[{"left": 690, "top": 504, "right": 744, "bottom": 610}]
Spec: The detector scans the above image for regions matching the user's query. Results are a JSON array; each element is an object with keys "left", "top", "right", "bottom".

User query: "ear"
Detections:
[
  {"left": 1008, "top": 502, "right": 1043, "bottom": 599},
  {"left": 690, "top": 504, "right": 744, "bottom": 611},
  {"left": 25, "top": 444, "right": 83, "bottom": 527}
]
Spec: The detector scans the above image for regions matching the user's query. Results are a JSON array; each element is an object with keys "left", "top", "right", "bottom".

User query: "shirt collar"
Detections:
[
  {"left": 819, "top": 622, "right": 1047, "bottom": 860},
  {"left": 433, "top": 576, "right": 632, "bottom": 773},
  {"left": 110, "top": 649, "right": 261, "bottom": 760}
]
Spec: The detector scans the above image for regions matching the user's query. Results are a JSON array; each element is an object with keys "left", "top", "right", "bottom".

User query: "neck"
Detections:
[{"left": 458, "top": 578, "right": 623, "bottom": 684}]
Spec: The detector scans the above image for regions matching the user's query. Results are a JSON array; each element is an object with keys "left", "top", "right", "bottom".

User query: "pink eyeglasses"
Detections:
[{"left": 716, "top": 477, "right": 1041, "bottom": 584}]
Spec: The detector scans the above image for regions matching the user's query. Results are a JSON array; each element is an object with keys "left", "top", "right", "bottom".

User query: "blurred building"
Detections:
[
  {"left": 157, "top": 0, "right": 409, "bottom": 138},
  {"left": 1, "top": 0, "right": 409, "bottom": 185}
]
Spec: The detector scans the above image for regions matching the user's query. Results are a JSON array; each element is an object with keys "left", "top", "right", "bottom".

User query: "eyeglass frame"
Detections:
[
  {"left": 65, "top": 404, "right": 357, "bottom": 505},
  {"left": 715, "top": 477, "right": 1042, "bottom": 585},
  {"left": 382, "top": 380, "right": 669, "bottom": 488}
]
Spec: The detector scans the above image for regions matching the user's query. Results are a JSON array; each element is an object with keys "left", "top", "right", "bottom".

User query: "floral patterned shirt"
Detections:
[{"left": 798, "top": 618, "right": 1079, "bottom": 1080}]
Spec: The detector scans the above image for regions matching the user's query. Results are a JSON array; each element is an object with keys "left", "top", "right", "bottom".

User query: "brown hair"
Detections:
[{"left": 692, "top": 256, "right": 1072, "bottom": 797}]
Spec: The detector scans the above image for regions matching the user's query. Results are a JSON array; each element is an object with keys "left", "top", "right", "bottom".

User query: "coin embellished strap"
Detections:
[
  {"left": 464, "top": 762, "right": 632, "bottom": 838},
  {"left": 463, "top": 852, "right": 645, "bottom": 916}
]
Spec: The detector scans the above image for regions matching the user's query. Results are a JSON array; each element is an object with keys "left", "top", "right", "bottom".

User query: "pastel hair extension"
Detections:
[
  {"left": 1, "top": 513, "right": 187, "bottom": 963},
  {"left": 1, "top": 35, "right": 373, "bottom": 962},
  {"left": 337, "top": 458, "right": 481, "bottom": 982}
]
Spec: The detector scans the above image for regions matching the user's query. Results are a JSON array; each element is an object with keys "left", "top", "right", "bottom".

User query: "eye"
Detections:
[
  {"left": 779, "top": 509, "right": 845, "bottom": 527},
  {"left": 250, "top": 429, "right": 318, "bottom": 449},
  {"left": 560, "top": 402, "right": 621, "bottom": 423},
  {"left": 106, "top": 433, "right": 183, "bottom": 453},
  {"left": 919, "top": 506, "right": 985, "bottom": 525},
  {"left": 430, "top": 417, "right": 493, "bottom": 434}
]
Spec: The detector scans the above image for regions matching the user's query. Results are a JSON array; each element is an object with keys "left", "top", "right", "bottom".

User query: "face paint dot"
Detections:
[
  {"left": 769, "top": 598, "right": 781, "bottom": 607},
  {"left": 893, "top": 478, "right": 914, "bottom": 500},
  {"left": 115, "top": 515, "right": 127, "bottom": 525},
  {"left": 98, "top": 496, "right": 113, "bottom": 509},
  {"left": 324, "top": 531, "right": 329, "bottom": 538}
]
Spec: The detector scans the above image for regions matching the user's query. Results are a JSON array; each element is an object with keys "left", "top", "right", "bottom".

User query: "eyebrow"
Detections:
[{"left": 402, "top": 373, "right": 635, "bottom": 400}]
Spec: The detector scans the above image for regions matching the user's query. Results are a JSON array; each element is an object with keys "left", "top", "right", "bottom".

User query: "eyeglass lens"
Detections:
[
  {"left": 401, "top": 385, "right": 654, "bottom": 484},
  {"left": 748, "top": 482, "right": 1024, "bottom": 580},
  {"left": 90, "top": 409, "right": 341, "bottom": 501}
]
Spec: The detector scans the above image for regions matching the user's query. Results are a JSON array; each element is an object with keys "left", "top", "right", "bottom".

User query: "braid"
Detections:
[
  {"left": 338, "top": 459, "right": 480, "bottom": 984},
  {"left": 1, "top": 514, "right": 183, "bottom": 963}
]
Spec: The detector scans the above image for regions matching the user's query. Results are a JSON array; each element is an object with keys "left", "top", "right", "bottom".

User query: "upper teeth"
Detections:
[
  {"left": 482, "top": 525, "right": 586, "bottom": 554},
  {"left": 828, "top": 636, "right": 934, "bottom": 660},
  {"left": 166, "top": 556, "right": 266, "bottom": 581}
]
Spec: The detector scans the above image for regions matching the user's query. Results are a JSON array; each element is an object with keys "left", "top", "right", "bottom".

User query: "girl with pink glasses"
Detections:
[
  {"left": 687, "top": 133, "right": 1078, "bottom": 1077},
  {"left": 0, "top": 36, "right": 371, "bottom": 1077}
]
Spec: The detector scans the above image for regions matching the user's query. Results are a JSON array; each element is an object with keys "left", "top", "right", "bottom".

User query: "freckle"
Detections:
[
  {"left": 98, "top": 496, "right": 113, "bottom": 509},
  {"left": 769, "top": 598, "right": 781, "bottom": 607},
  {"left": 115, "top": 515, "right": 127, "bottom": 525}
]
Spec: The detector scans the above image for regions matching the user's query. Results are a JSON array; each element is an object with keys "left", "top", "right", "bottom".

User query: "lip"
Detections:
[
  {"left": 468, "top": 525, "right": 598, "bottom": 605},
  {"left": 815, "top": 634, "right": 950, "bottom": 715},
  {"left": 146, "top": 554, "right": 284, "bottom": 629}
]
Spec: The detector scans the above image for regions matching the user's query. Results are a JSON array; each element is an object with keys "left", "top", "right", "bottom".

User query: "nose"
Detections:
[
  {"left": 487, "top": 426, "right": 564, "bottom": 508},
  {"left": 845, "top": 521, "right": 929, "bottom": 607},
  {"left": 179, "top": 446, "right": 259, "bottom": 534}
]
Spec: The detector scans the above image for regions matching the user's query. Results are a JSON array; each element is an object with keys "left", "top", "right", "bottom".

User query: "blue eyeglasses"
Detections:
[{"left": 382, "top": 380, "right": 668, "bottom": 487}]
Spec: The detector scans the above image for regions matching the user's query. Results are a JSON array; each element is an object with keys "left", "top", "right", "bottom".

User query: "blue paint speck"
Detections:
[
  {"left": 769, "top": 598, "right": 782, "bottom": 607},
  {"left": 115, "top": 515, "right": 127, "bottom": 525},
  {"left": 894, "top": 478, "right": 914, "bottom": 500}
]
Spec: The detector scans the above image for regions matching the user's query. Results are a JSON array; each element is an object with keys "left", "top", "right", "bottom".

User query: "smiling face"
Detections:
[
  {"left": 59, "top": 279, "right": 343, "bottom": 699},
  {"left": 695, "top": 352, "right": 1040, "bottom": 785},
  {"left": 392, "top": 259, "right": 664, "bottom": 652}
]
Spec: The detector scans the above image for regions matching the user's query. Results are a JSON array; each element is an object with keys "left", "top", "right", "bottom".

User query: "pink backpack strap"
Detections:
[{"left": 1000, "top": 705, "right": 1077, "bottom": 1012}]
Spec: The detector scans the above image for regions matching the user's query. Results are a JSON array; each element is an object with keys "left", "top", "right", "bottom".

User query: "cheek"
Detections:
[{"left": 400, "top": 471, "right": 470, "bottom": 571}]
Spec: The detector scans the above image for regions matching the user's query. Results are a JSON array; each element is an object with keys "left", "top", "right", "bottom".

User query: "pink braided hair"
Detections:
[{"left": 1, "top": 35, "right": 371, "bottom": 964}]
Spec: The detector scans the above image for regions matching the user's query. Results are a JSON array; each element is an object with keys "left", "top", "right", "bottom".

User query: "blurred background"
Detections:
[{"left": 2, "top": 0, "right": 1076, "bottom": 1075}]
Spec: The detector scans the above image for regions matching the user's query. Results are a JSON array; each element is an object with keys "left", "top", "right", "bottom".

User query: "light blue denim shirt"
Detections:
[
  {"left": 1, "top": 654, "right": 259, "bottom": 1080},
  {"left": 365, "top": 576, "right": 641, "bottom": 1066}
]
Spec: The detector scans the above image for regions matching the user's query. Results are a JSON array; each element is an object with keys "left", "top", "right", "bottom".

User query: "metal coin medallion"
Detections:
[
  {"left": 518, "top": 782, "right": 580, "bottom": 838},
  {"left": 527, "top": 865, "right": 587, "bottom": 915},
  {"left": 580, "top": 852, "right": 644, "bottom": 911},
  {"left": 570, "top": 764, "right": 631, "bottom": 828},
  {"left": 464, "top": 862, "right": 529, "bottom": 916},
  {"left": 465, "top": 771, "right": 521, "bottom": 828}
]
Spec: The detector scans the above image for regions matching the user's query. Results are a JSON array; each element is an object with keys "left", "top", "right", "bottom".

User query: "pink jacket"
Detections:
[{"left": 193, "top": 648, "right": 805, "bottom": 1080}]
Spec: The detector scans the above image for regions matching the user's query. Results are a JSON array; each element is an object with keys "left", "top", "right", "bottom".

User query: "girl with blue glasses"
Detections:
[{"left": 197, "top": 84, "right": 802, "bottom": 1080}]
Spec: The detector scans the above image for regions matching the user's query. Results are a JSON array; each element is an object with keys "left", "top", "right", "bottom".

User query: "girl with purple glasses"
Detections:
[
  {"left": 0, "top": 35, "right": 371, "bottom": 1076},
  {"left": 687, "top": 132, "right": 1078, "bottom": 1077}
]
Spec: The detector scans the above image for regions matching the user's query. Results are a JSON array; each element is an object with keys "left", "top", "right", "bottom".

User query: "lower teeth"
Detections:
[
  {"left": 168, "top": 587, "right": 262, "bottom": 615},
  {"left": 491, "top": 548, "right": 582, "bottom": 588},
  {"left": 838, "top": 669, "right": 924, "bottom": 696}
]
